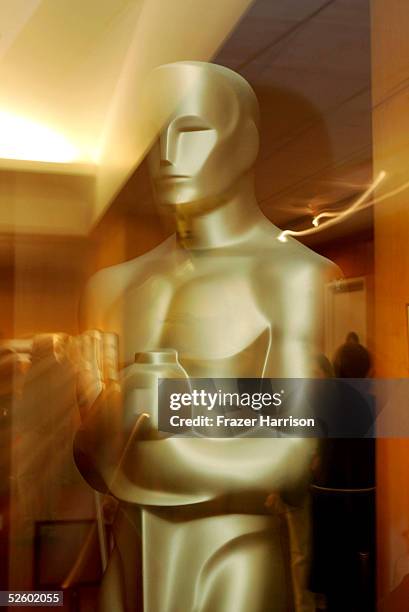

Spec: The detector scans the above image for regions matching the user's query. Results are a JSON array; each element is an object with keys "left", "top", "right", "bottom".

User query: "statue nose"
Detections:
[{"left": 160, "top": 128, "right": 173, "bottom": 166}]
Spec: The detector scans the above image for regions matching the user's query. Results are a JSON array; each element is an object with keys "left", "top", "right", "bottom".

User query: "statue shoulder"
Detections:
[
  {"left": 256, "top": 234, "right": 343, "bottom": 285},
  {"left": 289, "top": 243, "right": 343, "bottom": 284},
  {"left": 79, "top": 236, "right": 175, "bottom": 330}
]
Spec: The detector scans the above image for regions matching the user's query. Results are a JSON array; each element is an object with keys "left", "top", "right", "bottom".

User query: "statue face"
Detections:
[{"left": 146, "top": 64, "right": 258, "bottom": 209}]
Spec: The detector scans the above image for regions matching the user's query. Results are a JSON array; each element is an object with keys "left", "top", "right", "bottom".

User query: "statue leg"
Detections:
[
  {"left": 99, "top": 505, "right": 142, "bottom": 612},
  {"left": 98, "top": 546, "right": 125, "bottom": 612},
  {"left": 285, "top": 498, "right": 315, "bottom": 612},
  {"left": 196, "top": 528, "right": 288, "bottom": 612}
]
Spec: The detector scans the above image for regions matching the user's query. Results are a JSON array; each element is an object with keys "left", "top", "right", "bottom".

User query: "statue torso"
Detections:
[
  {"left": 78, "top": 229, "right": 333, "bottom": 607},
  {"left": 86, "top": 229, "right": 334, "bottom": 378}
]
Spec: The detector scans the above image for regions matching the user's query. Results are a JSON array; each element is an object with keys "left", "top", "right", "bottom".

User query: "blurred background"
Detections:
[{"left": 0, "top": 0, "right": 408, "bottom": 610}]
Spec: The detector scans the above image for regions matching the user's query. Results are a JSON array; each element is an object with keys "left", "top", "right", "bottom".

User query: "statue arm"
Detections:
[{"left": 74, "top": 372, "right": 316, "bottom": 504}]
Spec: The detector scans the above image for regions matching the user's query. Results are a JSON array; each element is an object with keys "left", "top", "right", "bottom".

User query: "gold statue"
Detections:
[{"left": 74, "top": 61, "right": 340, "bottom": 611}]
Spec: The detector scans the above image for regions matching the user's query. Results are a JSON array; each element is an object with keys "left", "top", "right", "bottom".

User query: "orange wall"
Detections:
[
  {"left": 12, "top": 236, "right": 88, "bottom": 337},
  {"left": 372, "top": 0, "right": 409, "bottom": 607},
  {"left": 88, "top": 205, "right": 169, "bottom": 276},
  {"left": 0, "top": 268, "right": 14, "bottom": 339}
]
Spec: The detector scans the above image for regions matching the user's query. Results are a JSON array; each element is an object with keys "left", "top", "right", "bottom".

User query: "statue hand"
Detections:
[
  {"left": 76, "top": 330, "right": 119, "bottom": 419},
  {"left": 74, "top": 331, "right": 154, "bottom": 460},
  {"left": 73, "top": 332, "right": 154, "bottom": 495}
]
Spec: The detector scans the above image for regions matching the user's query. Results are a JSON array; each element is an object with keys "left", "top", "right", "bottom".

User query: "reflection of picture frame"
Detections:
[
  {"left": 34, "top": 520, "right": 102, "bottom": 588},
  {"left": 325, "top": 277, "right": 367, "bottom": 360}
]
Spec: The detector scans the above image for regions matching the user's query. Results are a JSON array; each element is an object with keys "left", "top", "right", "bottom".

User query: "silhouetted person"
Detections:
[
  {"left": 311, "top": 339, "right": 375, "bottom": 611},
  {"left": 333, "top": 332, "right": 371, "bottom": 378},
  {"left": 314, "top": 353, "right": 335, "bottom": 379}
]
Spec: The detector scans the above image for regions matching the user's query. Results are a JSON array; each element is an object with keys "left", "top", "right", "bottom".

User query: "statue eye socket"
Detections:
[{"left": 179, "top": 126, "right": 211, "bottom": 133}]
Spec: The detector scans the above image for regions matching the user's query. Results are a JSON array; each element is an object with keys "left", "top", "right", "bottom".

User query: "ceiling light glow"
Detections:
[{"left": 0, "top": 111, "right": 78, "bottom": 163}]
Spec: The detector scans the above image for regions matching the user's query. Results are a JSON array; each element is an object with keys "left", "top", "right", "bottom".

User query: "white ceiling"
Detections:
[
  {"left": 0, "top": 0, "right": 252, "bottom": 234},
  {"left": 0, "top": 0, "right": 142, "bottom": 164},
  {"left": 0, "top": 0, "right": 373, "bottom": 240}
]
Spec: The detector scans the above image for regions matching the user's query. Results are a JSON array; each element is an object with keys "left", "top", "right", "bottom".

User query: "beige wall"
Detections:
[
  {"left": 317, "top": 235, "right": 375, "bottom": 355},
  {"left": 11, "top": 236, "right": 88, "bottom": 337},
  {"left": 4, "top": 235, "right": 94, "bottom": 590}
]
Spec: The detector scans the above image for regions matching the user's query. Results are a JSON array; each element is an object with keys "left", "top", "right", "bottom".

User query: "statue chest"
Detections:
[{"left": 113, "top": 267, "right": 270, "bottom": 376}]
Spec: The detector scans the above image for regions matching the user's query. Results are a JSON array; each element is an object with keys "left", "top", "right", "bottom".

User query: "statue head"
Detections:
[{"left": 146, "top": 62, "right": 259, "bottom": 210}]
